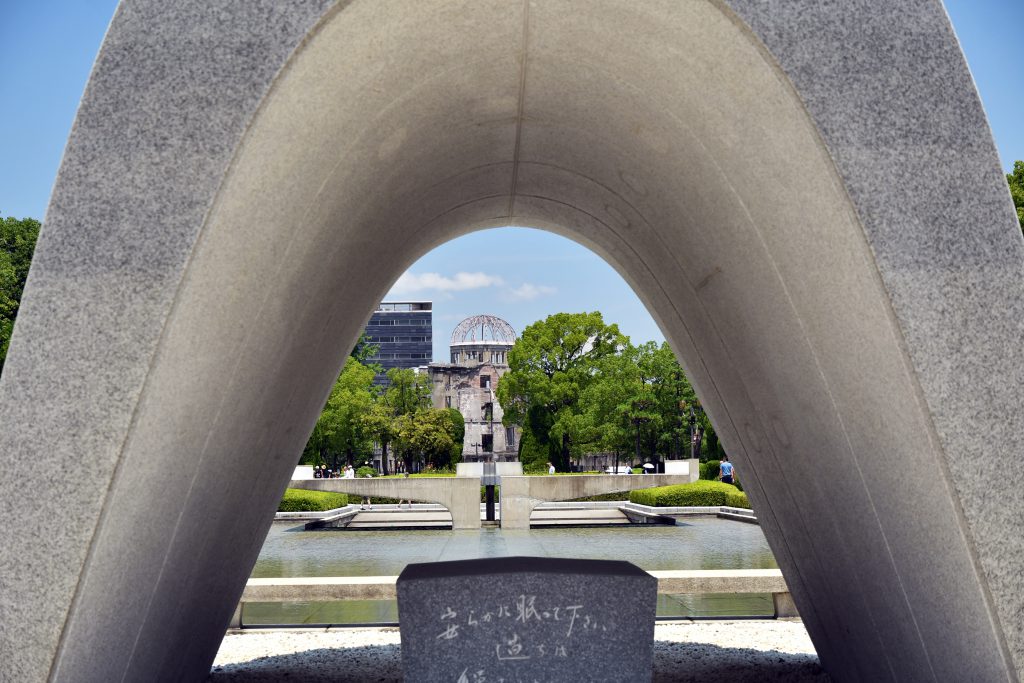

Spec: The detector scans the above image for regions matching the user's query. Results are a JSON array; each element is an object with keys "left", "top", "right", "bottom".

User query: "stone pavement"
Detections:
[{"left": 209, "top": 621, "right": 828, "bottom": 682}]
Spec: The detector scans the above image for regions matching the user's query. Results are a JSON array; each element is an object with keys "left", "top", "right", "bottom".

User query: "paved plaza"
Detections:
[{"left": 210, "top": 621, "right": 827, "bottom": 682}]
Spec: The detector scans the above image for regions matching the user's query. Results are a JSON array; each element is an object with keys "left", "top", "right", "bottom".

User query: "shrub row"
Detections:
[
  {"left": 699, "top": 460, "right": 720, "bottom": 480},
  {"left": 278, "top": 488, "right": 348, "bottom": 512},
  {"left": 725, "top": 491, "right": 750, "bottom": 509},
  {"left": 569, "top": 491, "right": 632, "bottom": 502},
  {"left": 628, "top": 480, "right": 741, "bottom": 507},
  {"left": 279, "top": 474, "right": 750, "bottom": 510},
  {"left": 381, "top": 472, "right": 453, "bottom": 478}
]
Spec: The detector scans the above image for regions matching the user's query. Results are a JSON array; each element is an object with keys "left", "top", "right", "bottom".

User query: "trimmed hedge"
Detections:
[
  {"left": 628, "top": 480, "right": 741, "bottom": 507},
  {"left": 569, "top": 491, "right": 632, "bottom": 502},
  {"left": 725, "top": 491, "right": 750, "bottom": 509},
  {"left": 699, "top": 460, "right": 720, "bottom": 480},
  {"left": 381, "top": 472, "right": 454, "bottom": 478},
  {"left": 278, "top": 488, "right": 348, "bottom": 512}
]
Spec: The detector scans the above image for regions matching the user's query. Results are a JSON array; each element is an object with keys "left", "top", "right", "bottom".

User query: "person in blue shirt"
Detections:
[{"left": 718, "top": 456, "right": 735, "bottom": 485}]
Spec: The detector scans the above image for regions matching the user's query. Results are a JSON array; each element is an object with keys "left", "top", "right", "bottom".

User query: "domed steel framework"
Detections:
[{"left": 450, "top": 315, "right": 516, "bottom": 345}]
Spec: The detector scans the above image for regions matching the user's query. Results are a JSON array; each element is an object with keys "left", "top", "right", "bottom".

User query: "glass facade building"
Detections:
[{"left": 363, "top": 301, "right": 433, "bottom": 385}]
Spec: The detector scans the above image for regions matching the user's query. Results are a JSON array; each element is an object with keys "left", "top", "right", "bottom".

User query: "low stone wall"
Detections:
[
  {"left": 500, "top": 469, "right": 699, "bottom": 529},
  {"left": 274, "top": 501, "right": 759, "bottom": 526},
  {"left": 287, "top": 477, "right": 482, "bottom": 529},
  {"left": 231, "top": 568, "right": 795, "bottom": 628}
]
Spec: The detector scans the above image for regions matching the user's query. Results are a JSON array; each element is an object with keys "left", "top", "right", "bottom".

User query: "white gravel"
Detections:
[{"left": 209, "top": 620, "right": 828, "bottom": 682}]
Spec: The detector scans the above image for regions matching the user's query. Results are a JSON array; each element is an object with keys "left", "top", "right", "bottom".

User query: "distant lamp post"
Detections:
[
  {"left": 686, "top": 403, "right": 695, "bottom": 459},
  {"left": 688, "top": 402, "right": 705, "bottom": 460},
  {"left": 673, "top": 371, "right": 683, "bottom": 460},
  {"left": 676, "top": 398, "right": 685, "bottom": 460},
  {"left": 630, "top": 399, "right": 651, "bottom": 466}
]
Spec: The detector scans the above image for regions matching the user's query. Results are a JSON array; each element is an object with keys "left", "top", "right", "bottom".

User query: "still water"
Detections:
[{"left": 246, "top": 519, "right": 778, "bottom": 625}]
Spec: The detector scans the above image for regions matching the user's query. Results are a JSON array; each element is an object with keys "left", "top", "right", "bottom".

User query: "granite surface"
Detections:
[
  {"left": 0, "top": 2, "right": 337, "bottom": 681},
  {"left": 209, "top": 622, "right": 828, "bottom": 683},
  {"left": 397, "top": 557, "right": 657, "bottom": 683}
]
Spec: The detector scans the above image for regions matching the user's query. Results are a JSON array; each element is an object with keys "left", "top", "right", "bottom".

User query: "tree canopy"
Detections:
[
  {"left": 0, "top": 213, "right": 41, "bottom": 374},
  {"left": 1008, "top": 161, "right": 1024, "bottom": 233},
  {"left": 302, "top": 363, "right": 466, "bottom": 474},
  {"left": 499, "top": 312, "right": 724, "bottom": 472},
  {"left": 304, "top": 358, "right": 377, "bottom": 470},
  {"left": 497, "top": 312, "right": 627, "bottom": 471}
]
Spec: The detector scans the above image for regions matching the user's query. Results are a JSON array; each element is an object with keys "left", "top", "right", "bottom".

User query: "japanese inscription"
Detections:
[
  {"left": 433, "top": 595, "right": 607, "bottom": 652},
  {"left": 396, "top": 556, "right": 657, "bottom": 683}
]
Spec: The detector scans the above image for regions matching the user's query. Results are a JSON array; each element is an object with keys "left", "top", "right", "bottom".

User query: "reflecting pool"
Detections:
[{"left": 246, "top": 518, "right": 778, "bottom": 625}]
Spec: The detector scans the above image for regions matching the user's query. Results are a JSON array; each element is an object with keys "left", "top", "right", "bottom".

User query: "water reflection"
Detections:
[{"left": 246, "top": 519, "right": 778, "bottom": 624}]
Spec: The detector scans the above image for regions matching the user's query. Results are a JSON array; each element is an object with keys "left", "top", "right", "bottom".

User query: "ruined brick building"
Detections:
[{"left": 427, "top": 315, "right": 518, "bottom": 462}]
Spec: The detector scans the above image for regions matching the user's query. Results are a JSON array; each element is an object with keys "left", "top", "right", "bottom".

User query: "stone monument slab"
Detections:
[{"left": 396, "top": 557, "right": 657, "bottom": 682}]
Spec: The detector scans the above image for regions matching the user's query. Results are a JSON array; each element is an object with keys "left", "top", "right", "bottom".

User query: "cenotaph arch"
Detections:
[{"left": 1, "top": 1, "right": 1022, "bottom": 680}]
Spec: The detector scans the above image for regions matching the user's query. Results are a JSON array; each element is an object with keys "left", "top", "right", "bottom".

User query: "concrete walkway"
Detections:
[
  {"left": 338, "top": 506, "right": 631, "bottom": 529},
  {"left": 291, "top": 471, "right": 699, "bottom": 529},
  {"left": 286, "top": 501, "right": 736, "bottom": 530},
  {"left": 293, "top": 502, "right": 666, "bottom": 530},
  {"left": 530, "top": 507, "right": 631, "bottom": 526},
  {"left": 344, "top": 509, "right": 452, "bottom": 529},
  {"left": 209, "top": 621, "right": 828, "bottom": 682}
]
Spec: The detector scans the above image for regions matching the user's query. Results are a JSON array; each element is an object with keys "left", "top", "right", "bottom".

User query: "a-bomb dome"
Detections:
[{"left": 450, "top": 314, "right": 516, "bottom": 345}]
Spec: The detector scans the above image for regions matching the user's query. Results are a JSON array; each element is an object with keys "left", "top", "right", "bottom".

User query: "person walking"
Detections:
[
  {"left": 718, "top": 456, "right": 735, "bottom": 485},
  {"left": 398, "top": 471, "right": 411, "bottom": 508},
  {"left": 547, "top": 462, "right": 555, "bottom": 475},
  {"left": 361, "top": 468, "right": 373, "bottom": 509}
]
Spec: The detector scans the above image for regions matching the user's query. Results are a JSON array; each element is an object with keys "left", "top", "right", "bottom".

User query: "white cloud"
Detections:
[
  {"left": 503, "top": 283, "right": 557, "bottom": 302},
  {"left": 389, "top": 271, "right": 504, "bottom": 295}
]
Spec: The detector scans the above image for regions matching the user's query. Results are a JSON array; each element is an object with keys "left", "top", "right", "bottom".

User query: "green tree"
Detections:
[
  {"left": 637, "top": 342, "right": 725, "bottom": 463},
  {"left": 577, "top": 340, "right": 722, "bottom": 469},
  {"left": 579, "top": 350, "right": 636, "bottom": 470},
  {"left": 442, "top": 407, "right": 466, "bottom": 468},
  {"left": 384, "top": 367, "right": 432, "bottom": 416},
  {"left": 1008, "top": 161, "right": 1024, "bottom": 233},
  {"left": 360, "top": 367, "right": 433, "bottom": 474},
  {"left": 0, "top": 214, "right": 41, "bottom": 373},
  {"left": 350, "top": 332, "right": 381, "bottom": 369},
  {"left": 497, "top": 312, "right": 627, "bottom": 471},
  {"left": 301, "top": 358, "right": 377, "bottom": 470},
  {"left": 361, "top": 401, "right": 396, "bottom": 474},
  {"left": 394, "top": 408, "right": 455, "bottom": 472},
  {"left": 641, "top": 342, "right": 698, "bottom": 462},
  {"left": 579, "top": 342, "right": 683, "bottom": 468},
  {"left": 327, "top": 359, "right": 377, "bottom": 466}
]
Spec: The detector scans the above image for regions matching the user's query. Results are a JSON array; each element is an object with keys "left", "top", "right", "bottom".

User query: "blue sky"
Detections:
[{"left": 2, "top": 1, "right": 1021, "bottom": 361}]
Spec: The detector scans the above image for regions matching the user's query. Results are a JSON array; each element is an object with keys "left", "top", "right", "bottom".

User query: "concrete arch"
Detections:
[{"left": 1, "top": 1, "right": 1022, "bottom": 681}]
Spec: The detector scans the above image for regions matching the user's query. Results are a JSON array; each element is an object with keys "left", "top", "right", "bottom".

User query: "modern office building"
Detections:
[
  {"left": 363, "top": 301, "right": 433, "bottom": 385},
  {"left": 427, "top": 314, "right": 518, "bottom": 462}
]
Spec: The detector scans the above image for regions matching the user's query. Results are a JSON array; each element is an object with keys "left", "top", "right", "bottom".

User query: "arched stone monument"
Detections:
[{"left": 1, "top": 1, "right": 1021, "bottom": 680}]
